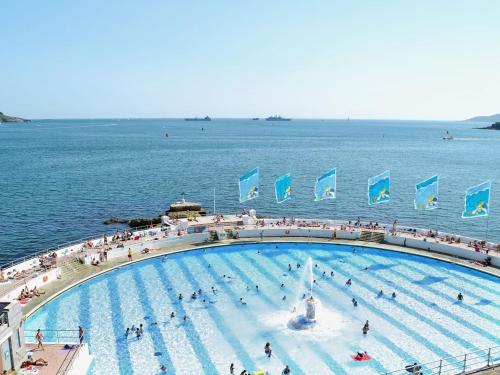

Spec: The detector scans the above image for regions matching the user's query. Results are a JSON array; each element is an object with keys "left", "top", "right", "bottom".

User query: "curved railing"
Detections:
[
  {"left": 381, "top": 345, "right": 499, "bottom": 374},
  {"left": 24, "top": 329, "right": 80, "bottom": 344}
]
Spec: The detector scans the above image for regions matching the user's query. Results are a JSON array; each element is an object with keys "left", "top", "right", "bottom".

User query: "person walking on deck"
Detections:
[{"left": 36, "top": 329, "right": 44, "bottom": 350}]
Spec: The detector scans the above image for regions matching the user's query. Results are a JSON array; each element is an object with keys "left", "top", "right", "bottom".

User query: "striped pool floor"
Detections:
[{"left": 25, "top": 243, "right": 500, "bottom": 375}]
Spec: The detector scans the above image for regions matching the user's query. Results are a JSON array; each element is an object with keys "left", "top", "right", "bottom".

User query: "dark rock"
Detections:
[{"left": 478, "top": 122, "right": 500, "bottom": 130}]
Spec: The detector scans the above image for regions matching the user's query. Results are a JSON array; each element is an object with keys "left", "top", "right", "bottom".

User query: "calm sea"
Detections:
[{"left": 0, "top": 118, "right": 498, "bottom": 264}]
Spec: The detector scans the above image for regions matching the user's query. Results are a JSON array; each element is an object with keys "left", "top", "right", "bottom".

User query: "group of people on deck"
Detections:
[{"left": 18, "top": 285, "right": 45, "bottom": 301}]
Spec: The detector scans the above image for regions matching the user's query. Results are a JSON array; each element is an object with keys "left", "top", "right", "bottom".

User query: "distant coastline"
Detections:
[
  {"left": 0, "top": 112, "right": 29, "bottom": 123},
  {"left": 466, "top": 113, "right": 500, "bottom": 122}
]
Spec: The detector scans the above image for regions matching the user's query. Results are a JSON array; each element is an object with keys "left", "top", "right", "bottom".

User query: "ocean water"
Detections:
[
  {"left": 1, "top": 119, "right": 499, "bottom": 264},
  {"left": 24, "top": 243, "right": 500, "bottom": 375}
]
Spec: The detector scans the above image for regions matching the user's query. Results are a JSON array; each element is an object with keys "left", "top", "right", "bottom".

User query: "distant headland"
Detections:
[
  {"left": 0, "top": 112, "right": 29, "bottom": 123},
  {"left": 478, "top": 122, "right": 500, "bottom": 130},
  {"left": 466, "top": 113, "right": 500, "bottom": 122}
]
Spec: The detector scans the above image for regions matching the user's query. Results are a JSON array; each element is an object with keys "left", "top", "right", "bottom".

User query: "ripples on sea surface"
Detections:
[{"left": 0, "top": 118, "right": 499, "bottom": 263}]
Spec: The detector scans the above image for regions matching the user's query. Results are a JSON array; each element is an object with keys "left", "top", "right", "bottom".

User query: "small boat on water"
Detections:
[
  {"left": 185, "top": 116, "right": 211, "bottom": 121},
  {"left": 443, "top": 131, "right": 454, "bottom": 140},
  {"left": 265, "top": 115, "right": 291, "bottom": 121}
]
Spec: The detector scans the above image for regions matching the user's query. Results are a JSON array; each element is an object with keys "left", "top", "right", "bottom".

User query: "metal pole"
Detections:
[
  {"left": 463, "top": 353, "right": 467, "bottom": 372},
  {"left": 434, "top": 208, "right": 438, "bottom": 232},
  {"left": 438, "top": 359, "right": 442, "bottom": 375},
  {"left": 487, "top": 347, "right": 491, "bottom": 366},
  {"left": 213, "top": 187, "right": 216, "bottom": 215},
  {"left": 486, "top": 217, "right": 489, "bottom": 242}
]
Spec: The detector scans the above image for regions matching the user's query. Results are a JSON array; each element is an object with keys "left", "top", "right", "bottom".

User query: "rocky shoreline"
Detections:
[
  {"left": 103, "top": 199, "right": 207, "bottom": 228},
  {"left": 478, "top": 122, "right": 500, "bottom": 130},
  {"left": 0, "top": 112, "right": 29, "bottom": 123}
]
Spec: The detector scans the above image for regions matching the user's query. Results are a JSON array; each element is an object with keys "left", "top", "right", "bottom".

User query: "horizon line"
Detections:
[{"left": 16, "top": 116, "right": 487, "bottom": 123}]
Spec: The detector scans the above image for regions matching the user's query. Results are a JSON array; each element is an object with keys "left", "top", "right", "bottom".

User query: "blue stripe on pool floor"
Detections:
[
  {"left": 300, "top": 251, "right": 455, "bottom": 360},
  {"left": 258, "top": 250, "right": 422, "bottom": 371},
  {"left": 176, "top": 256, "right": 257, "bottom": 372},
  {"left": 132, "top": 267, "right": 175, "bottom": 375},
  {"left": 107, "top": 276, "right": 134, "bottom": 375},
  {"left": 152, "top": 261, "right": 219, "bottom": 374},
  {"left": 223, "top": 251, "right": 350, "bottom": 375},
  {"left": 344, "top": 253, "right": 490, "bottom": 350},
  {"left": 395, "top": 259, "right": 500, "bottom": 325},
  {"left": 212, "top": 253, "right": 309, "bottom": 375},
  {"left": 79, "top": 284, "right": 91, "bottom": 349},
  {"left": 352, "top": 252, "right": 499, "bottom": 344}
]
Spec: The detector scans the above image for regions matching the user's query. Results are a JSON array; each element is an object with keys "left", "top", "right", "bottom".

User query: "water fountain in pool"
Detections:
[{"left": 289, "top": 257, "right": 318, "bottom": 330}]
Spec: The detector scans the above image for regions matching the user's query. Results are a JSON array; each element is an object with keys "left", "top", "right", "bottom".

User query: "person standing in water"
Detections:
[
  {"left": 264, "top": 342, "right": 272, "bottom": 358},
  {"left": 78, "top": 326, "right": 84, "bottom": 345}
]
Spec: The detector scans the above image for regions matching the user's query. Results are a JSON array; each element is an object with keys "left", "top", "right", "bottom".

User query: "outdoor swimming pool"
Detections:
[{"left": 24, "top": 243, "right": 500, "bottom": 375}]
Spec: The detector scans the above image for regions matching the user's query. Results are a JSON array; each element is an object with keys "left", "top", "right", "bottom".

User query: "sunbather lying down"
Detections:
[{"left": 22, "top": 358, "right": 48, "bottom": 367}]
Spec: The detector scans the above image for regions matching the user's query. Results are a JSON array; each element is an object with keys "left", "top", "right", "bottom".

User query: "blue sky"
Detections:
[{"left": 2, "top": 1, "right": 499, "bottom": 120}]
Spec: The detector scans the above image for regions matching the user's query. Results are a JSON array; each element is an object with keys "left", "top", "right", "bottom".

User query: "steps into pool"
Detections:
[{"left": 360, "top": 231, "right": 385, "bottom": 243}]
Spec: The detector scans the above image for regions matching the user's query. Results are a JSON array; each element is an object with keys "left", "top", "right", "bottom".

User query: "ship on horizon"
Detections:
[
  {"left": 185, "top": 116, "right": 211, "bottom": 121},
  {"left": 265, "top": 115, "right": 291, "bottom": 121}
]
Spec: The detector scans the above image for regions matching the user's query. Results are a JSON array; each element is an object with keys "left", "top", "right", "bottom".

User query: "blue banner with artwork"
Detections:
[
  {"left": 415, "top": 175, "right": 439, "bottom": 210},
  {"left": 462, "top": 181, "right": 491, "bottom": 219},
  {"left": 239, "top": 167, "right": 259, "bottom": 203},
  {"left": 315, "top": 168, "right": 337, "bottom": 201},
  {"left": 275, "top": 174, "right": 292, "bottom": 203},
  {"left": 368, "top": 170, "right": 391, "bottom": 205}
]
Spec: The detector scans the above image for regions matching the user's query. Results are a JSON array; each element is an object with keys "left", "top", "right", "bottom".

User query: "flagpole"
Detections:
[
  {"left": 435, "top": 208, "right": 438, "bottom": 234},
  {"left": 213, "top": 187, "right": 216, "bottom": 215},
  {"left": 485, "top": 216, "right": 489, "bottom": 242}
]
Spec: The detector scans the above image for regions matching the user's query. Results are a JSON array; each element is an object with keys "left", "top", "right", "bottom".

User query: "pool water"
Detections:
[{"left": 24, "top": 243, "right": 500, "bottom": 375}]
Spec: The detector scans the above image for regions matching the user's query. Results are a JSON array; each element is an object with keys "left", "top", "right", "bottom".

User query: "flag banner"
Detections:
[
  {"left": 314, "top": 168, "right": 337, "bottom": 201},
  {"left": 275, "top": 173, "right": 292, "bottom": 204},
  {"left": 462, "top": 181, "right": 491, "bottom": 219},
  {"left": 415, "top": 175, "right": 439, "bottom": 210},
  {"left": 368, "top": 170, "right": 391, "bottom": 205},
  {"left": 239, "top": 167, "right": 259, "bottom": 203}
]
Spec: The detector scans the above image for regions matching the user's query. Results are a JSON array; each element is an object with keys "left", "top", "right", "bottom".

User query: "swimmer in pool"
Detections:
[
  {"left": 178, "top": 293, "right": 183, "bottom": 301},
  {"left": 346, "top": 279, "right": 352, "bottom": 286},
  {"left": 170, "top": 312, "right": 175, "bottom": 318},
  {"left": 264, "top": 342, "right": 272, "bottom": 358},
  {"left": 392, "top": 292, "right": 396, "bottom": 299},
  {"left": 457, "top": 292, "right": 463, "bottom": 301}
]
